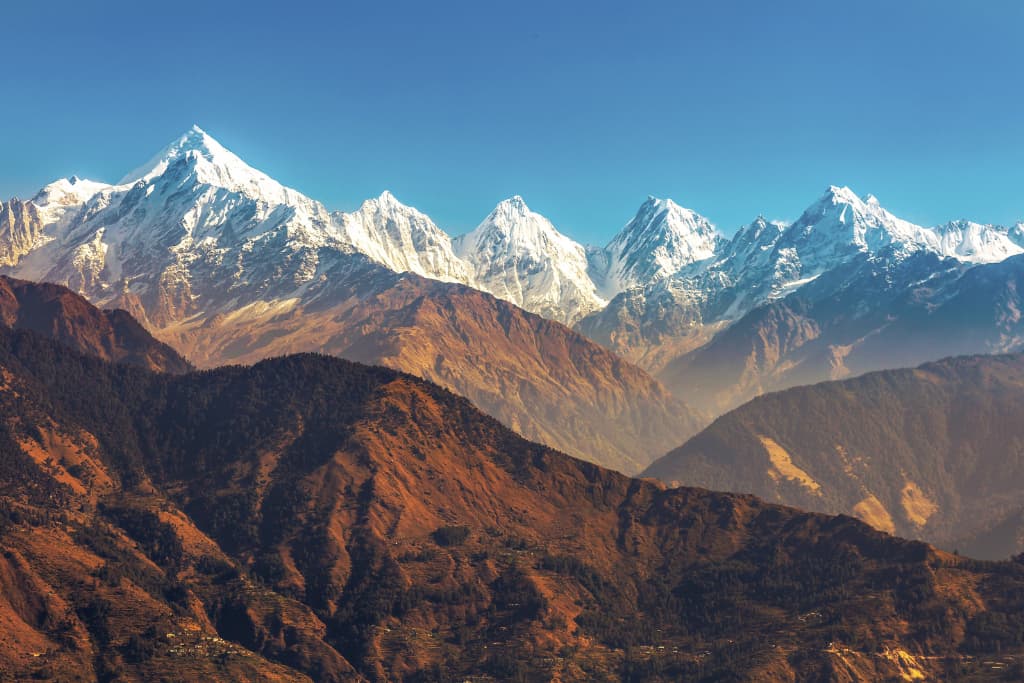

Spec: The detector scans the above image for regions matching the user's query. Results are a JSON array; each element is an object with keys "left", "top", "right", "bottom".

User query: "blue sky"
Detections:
[{"left": 2, "top": 0, "right": 1021, "bottom": 241}]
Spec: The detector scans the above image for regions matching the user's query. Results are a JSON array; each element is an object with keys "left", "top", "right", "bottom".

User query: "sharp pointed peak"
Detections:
[
  {"left": 469, "top": 195, "right": 568, "bottom": 242},
  {"left": 627, "top": 195, "right": 711, "bottom": 231},
  {"left": 822, "top": 185, "right": 882, "bottom": 205},
  {"left": 180, "top": 124, "right": 226, "bottom": 151},
  {"left": 816, "top": 186, "right": 894, "bottom": 217},
  {"left": 164, "top": 124, "right": 220, "bottom": 154},
  {"left": 357, "top": 190, "right": 422, "bottom": 216},
  {"left": 501, "top": 194, "right": 528, "bottom": 206},
  {"left": 823, "top": 185, "right": 861, "bottom": 202},
  {"left": 636, "top": 195, "right": 706, "bottom": 218},
  {"left": 493, "top": 195, "right": 532, "bottom": 215},
  {"left": 113, "top": 125, "right": 306, "bottom": 207},
  {"left": 735, "top": 212, "right": 787, "bottom": 236},
  {"left": 640, "top": 194, "right": 676, "bottom": 207},
  {"left": 118, "top": 124, "right": 266, "bottom": 189},
  {"left": 374, "top": 189, "right": 402, "bottom": 205}
]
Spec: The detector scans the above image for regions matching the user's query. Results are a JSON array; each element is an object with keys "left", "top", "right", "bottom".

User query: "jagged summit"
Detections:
[
  {"left": 32, "top": 175, "right": 110, "bottom": 205},
  {"left": 504, "top": 194, "right": 528, "bottom": 208},
  {"left": 6, "top": 129, "right": 1024, "bottom": 341},
  {"left": 785, "top": 184, "right": 935, "bottom": 259},
  {"left": 116, "top": 125, "right": 310, "bottom": 208},
  {"left": 776, "top": 185, "right": 1021, "bottom": 265},
  {"left": 487, "top": 193, "right": 532, "bottom": 220},
  {"left": 29, "top": 175, "right": 112, "bottom": 225},
  {"left": 931, "top": 218, "right": 1024, "bottom": 262},
  {"left": 455, "top": 196, "right": 604, "bottom": 325},
  {"left": 599, "top": 195, "right": 721, "bottom": 294},
  {"left": 823, "top": 184, "right": 861, "bottom": 203},
  {"left": 119, "top": 124, "right": 221, "bottom": 184},
  {"left": 460, "top": 196, "right": 577, "bottom": 253},
  {"left": 355, "top": 190, "right": 411, "bottom": 212},
  {"left": 335, "top": 190, "right": 471, "bottom": 284}
]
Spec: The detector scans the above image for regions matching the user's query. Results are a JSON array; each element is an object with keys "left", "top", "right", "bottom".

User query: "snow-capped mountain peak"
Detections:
[
  {"left": 120, "top": 125, "right": 223, "bottom": 183},
  {"left": 931, "top": 219, "right": 1024, "bottom": 263},
  {"left": 793, "top": 186, "right": 1024, "bottom": 265},
  {"left": 32, "top": 175, "right": 111, "bottom": 210},
  {"left": 118, "top": 125, "right": 307, "bottom": 207},
  {"left": 824, "top": 184, "right": 861, "bottom": 205},
  {"left": 600, "top": 195, "right": 721, "bottom": 295},
  {"left": 485, "top": 195, "right": 543, "bottom": 232},
  {"left": 333, "top": 191, "right": 471, "bottom": 283},
  {"left": 497, "top": 194, "right": 529, "bottom": 214},
  {"left": 721, "top": 215, "right": 787, "bottom": 266},
  {"left": 461, "top": 196, "right": 576, "bottom": 255},
  {"left": 375, "top": 189, "right": 401, "bottom": 205},
  {"left": 354, "top": 190, "right": 411, "bottom": 214},
  {"left": 454, "top": 196, "right": 604, "bottom": 325},
  {"left": 791, "top": 185, "right": 931, "bottom": 256}
]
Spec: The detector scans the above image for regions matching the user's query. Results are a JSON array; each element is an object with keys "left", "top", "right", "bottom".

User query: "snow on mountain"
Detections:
[
  {"left": 576, "top": 186, "right": 1021, "bottom": 365},
  {"left": 454, "top": 196, "right": 605, "bottom": 325},
  {"left": 598, "top": 196, "right": 722, "bottom": 296},
  {"left": 1011, "top": 222, "right": 1024, "bottom": 245},
  {"left": 333, "top": 191, "right": 472, "bottom": 284},
  {"left": 4, "top": 124, "right": 1023, "bottom": 342},
  {"left": 0, "top": 127, "right": 486, "bottom": 326},
  {"left": 2, "top": 126, "right": 348, "bottom": 325},
  {"left": 717, "top": 216, "right": 787, "bottom": 276},
  {"left": 770, "top": 186, "right": 932, "bottom": 273},
  {"left": 774, "top": 186, "right": 1021, "bottom": 269},
  {"left": 119, "top": 124, "right": 311, "bottom": 208},
  {"left": 705, "top": 186, "right": 1020, "bottom": 312},
  {"left": 931, "top": 219, "right": 1024, "bottom": 263},
  {"left": 31, "top": 176, "right": 112, "bottom": 225}
]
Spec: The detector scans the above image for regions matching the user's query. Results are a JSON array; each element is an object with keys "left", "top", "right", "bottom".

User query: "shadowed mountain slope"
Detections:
[
  {"left": 155, "top": 266, "right": 698, "bottom": 474},
  {"left": 0, "top": 275, "right": 190, "bottom": 373},
  {"left": 645, "top": 353, "right": 1024, "bottom": 560}
]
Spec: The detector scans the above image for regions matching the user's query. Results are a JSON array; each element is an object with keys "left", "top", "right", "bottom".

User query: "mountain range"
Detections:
[
  {"left": 1, "top": 279, "right": 1022, "bottom": 681},
  {"left": 582, "top": 188, "right": 1024, "bottom": 413},
  {"left": 4, "top": 125, "right": 1024, "bottom": 460},
  {"left": 8, "top": 127, "right": 1024, "bottom": 423},
  {"left": 0, "top": 127, "right": 702, "bottom": 474}
]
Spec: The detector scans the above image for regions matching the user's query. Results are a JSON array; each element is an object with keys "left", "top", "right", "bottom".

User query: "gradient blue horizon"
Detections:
[{"left": 2, "top": 0, "right": 1021, "bottom": 241}]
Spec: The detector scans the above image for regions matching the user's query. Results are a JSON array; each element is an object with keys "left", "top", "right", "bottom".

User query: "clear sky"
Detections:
[{"left": 2, "top": 0, "right": 1021, "bottom": 241}]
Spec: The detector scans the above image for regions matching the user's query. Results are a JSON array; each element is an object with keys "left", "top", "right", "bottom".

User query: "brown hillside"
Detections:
[
  {"left": 0, "top": 329, "right": 1022, "bottom": 680},
  {"left": 0, "top": 275, "right": 191, "bottom": 374},
  {"left": 154, "top": 272, "right": 698, "bottom": 474},
  {"left": 645, "top": 353, "right": 1024, "bottom": 560}
]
